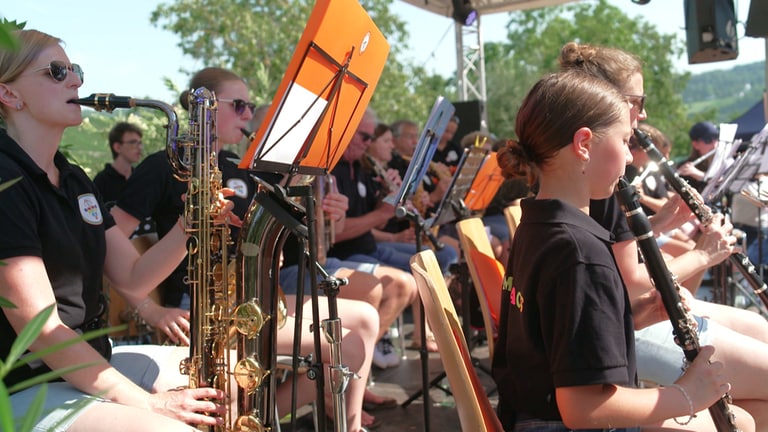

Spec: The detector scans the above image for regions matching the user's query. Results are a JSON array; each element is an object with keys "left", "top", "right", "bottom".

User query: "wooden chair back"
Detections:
[
  {"left": 410, "top": 250, "right": 504, "bottom": 432},
  {"left": 455, "top": 217, "right": 505, "bottom": 360}
]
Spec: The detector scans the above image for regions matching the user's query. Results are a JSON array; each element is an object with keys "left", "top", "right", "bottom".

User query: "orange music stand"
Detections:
[
  {"left": 238, "top": 0, "right": 389, "bottom": 175},
  {"left": 464, "top": 151, "right": 504, "bottom": 212}
]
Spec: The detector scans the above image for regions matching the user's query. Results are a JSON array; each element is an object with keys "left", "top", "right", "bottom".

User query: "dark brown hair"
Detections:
[
  {"left": 497, "top": 70, "right": 627, "bottom": 186},
  {"left": 374, "top": 122, "right": 391, "bottom": 139}
]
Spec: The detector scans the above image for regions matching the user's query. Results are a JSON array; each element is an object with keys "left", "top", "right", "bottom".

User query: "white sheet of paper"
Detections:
[{"left": 258, "top": 82, "right": 328, "bottom": 164}]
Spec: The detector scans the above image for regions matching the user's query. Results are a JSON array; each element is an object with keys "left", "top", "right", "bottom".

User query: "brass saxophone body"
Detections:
[
  {"left": 181, "top": 89, "right": 290, "bottom": 432},
  {"left": 76, "top": 92, "right": 282, "bottom": 431}
]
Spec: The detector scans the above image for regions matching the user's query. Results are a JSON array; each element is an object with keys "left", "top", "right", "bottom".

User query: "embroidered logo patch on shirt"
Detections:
[
  {"left": 78, "top": 194, "right": 103, "bottom": 225},
  {"left": 226, "top": 178, "right": 248, "bottom": 198}
]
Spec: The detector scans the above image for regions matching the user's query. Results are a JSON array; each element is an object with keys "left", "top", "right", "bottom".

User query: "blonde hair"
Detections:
[{"left": 0, "top": 29, "right": 63, "bottom": 120}]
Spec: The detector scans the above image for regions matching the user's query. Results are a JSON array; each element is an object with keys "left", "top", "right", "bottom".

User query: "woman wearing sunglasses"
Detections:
[
  {"left": 0, "top": 29, "right": 236, "bottom": 431},
  {"left": 111, "top": 66, "right": 380, "bottom": 432},
  {"left": 560, "top": 41, "right": 768, "bottom": 429}
]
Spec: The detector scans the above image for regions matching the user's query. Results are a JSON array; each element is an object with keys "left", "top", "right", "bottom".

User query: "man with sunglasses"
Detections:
[{"left": 677, "top": 120, "right": 720, "bottom": 192}]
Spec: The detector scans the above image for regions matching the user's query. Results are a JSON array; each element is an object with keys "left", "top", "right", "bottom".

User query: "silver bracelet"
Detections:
[
  {"left": 669, "top": 384, "right": 695, "bottom": 426},
  {"left": 135, "top": 297, "right": 152, "bottom": 314}
]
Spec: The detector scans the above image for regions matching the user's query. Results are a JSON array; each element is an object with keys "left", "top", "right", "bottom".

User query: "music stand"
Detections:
[
  {"left": 702, "top": 124, "right": 768, "bottom": 310},
  {"left": 402, "top": 146, "right": 493, "bottom": 406},
  {"left": 388, "top": 96, "right": 454, "bottom": 431},
  {"left": 701, "top": 123, "right": 740, "bottom": 204},
  {"left": 238, "top": 2, "right": 389, "bottom": 431}
]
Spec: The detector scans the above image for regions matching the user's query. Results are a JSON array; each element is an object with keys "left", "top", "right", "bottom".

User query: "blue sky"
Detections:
[{"left": 3, "top": 0, "right": 765, "bottom": 104}]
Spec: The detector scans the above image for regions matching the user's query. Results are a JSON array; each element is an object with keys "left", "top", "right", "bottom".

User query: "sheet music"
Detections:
[
  {"left": 703, "top": 123, "right": 738, "bottom": 183},
  {"left": 257, "top": 82, "right": 327, "bottom": 165}
]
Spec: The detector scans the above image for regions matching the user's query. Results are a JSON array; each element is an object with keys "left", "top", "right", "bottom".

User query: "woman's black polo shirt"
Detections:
[
  {"left": 116, "top": 149, "right": 256, "bottom": 306},
  {"left": 0, "top": 129, "right": 115, "bottom": 389}
]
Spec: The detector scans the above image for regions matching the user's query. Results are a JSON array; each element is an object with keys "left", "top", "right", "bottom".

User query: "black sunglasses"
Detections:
[
  {"left": 357, "top": 131, "right": 374, "bottom": 143},
  {"left": 219, "top": 98, "right": 256, "bottom": 116},
  {"left": 32, "top": 61, "right": 84, "bottom": 84},
  {"left": 624, "top": 93, "right": 646, "bottom": 113}
]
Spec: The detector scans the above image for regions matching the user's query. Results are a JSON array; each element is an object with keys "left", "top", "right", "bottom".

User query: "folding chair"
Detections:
[
  {"left": 410, "top": 250, "right": 504, "bottom": 432},
  {"left": 455, "top": 217, "right": 505, "bottom": 360}
]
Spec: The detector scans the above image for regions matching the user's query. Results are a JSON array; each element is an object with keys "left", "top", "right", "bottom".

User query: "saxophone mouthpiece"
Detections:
[
  {"left": 73, "top": 93, "right": 136, "bottom": 113},
  {"left": 241, "top": 128, "right": 257, "bottom": 142}
]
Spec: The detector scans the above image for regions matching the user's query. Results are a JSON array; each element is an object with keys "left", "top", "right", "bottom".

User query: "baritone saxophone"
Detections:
[{"left": 76, "top": 91, "right": 286, "bottom": 431}]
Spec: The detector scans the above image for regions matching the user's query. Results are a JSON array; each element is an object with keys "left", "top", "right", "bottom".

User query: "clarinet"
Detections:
[
  {"left": 615, "top": 178, "right": 740, "bottom": 432},
  {"left": 633, "top": 128, "right": 768, "bottom": 310}
]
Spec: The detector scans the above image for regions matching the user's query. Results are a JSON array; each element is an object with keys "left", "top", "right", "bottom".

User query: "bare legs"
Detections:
[{"left": 276, "top": 295, "right": 378, "bottom": 432}]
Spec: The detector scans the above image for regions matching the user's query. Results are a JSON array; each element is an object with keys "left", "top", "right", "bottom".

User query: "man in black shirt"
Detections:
[{"left": 93, "top": 122, "right": 143, "bottom": 209}]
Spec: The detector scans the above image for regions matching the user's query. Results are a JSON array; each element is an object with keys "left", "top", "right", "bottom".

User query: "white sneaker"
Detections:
[
  {"left": 378, "top": 335, "right": 400, "bottom": 368},
  {"left": 372, "top": 339, "right": 391, "bottom": 369}
]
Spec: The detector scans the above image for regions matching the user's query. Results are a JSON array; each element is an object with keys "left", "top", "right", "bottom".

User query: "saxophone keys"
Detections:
[
  {"left": 210, "top": 233, "right": 222, "bottom": 253},
  {"left": 212, "top": 262, "right": 223, "bottom": 284},
  {"left": 234, "top": 414, "right": 267, "bottom": 432},
  {"left": 233, "top": 300, "right": 268, "bottom": 337},
  {"left": 233, "top": 357, "right": 269, "bottom": 393},
  {"left": 277, "top": 288, "right": 288, "bottom": 330}
]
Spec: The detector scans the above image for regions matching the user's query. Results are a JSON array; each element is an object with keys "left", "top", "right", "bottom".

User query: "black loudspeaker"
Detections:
[
  {"left": 452, "top": 100, "right": 484, "bottom": 144},
  {"left": 746, "top": 0, "right": 768, "bottom": 37},
  {"left": 684, "top": 0, "right": 739, "bottom": 64}
]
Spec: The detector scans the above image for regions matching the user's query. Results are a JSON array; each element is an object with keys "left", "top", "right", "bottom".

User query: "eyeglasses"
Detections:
[
  {"left": 624, "top": 94, "right": 646, "bottom": 113},
  {"left": 120, "top": 139, "right": 142, "bottom": 146},
  {"left": 357, "top": 131, "right": 374, "bottom": 143},
  {"left": 219, "top": 98, "right": 256, "bottom": 116},
  {"left": 32, "top": 61, "right": 84, "bottom": 83}
]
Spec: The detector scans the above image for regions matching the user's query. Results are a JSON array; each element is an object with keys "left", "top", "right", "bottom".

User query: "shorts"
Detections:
[
  {"left": 635, "top": 314, "right": 711, "bottom": 385},
  {"left": 279, "top": 257, "right": 379, "bottom": 295},
  {"left": 9, "top": 345, "right": 184, "bottom": 431}
]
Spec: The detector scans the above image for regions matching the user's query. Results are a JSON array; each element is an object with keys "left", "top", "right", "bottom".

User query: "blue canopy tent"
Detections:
[{"left": 733, "top": 99, "right": 767, "bottom": 141}]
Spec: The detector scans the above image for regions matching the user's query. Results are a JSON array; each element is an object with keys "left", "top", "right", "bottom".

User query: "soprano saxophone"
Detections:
[{"left": 76, "top": 92, "right": 285, "bottom": 431}]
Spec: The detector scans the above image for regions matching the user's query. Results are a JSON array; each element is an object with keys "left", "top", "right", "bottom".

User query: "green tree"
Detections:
[
  {"left": 149, "top": 0, "right": 453, "bottom": 126},
  {"left": 485, "top": 0, "right": 692, "bottom": 159}
]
